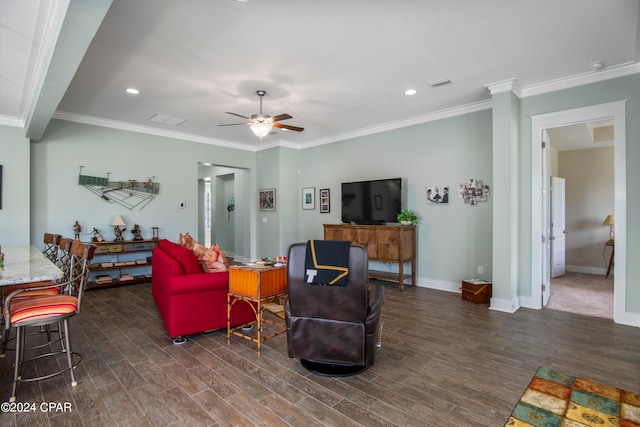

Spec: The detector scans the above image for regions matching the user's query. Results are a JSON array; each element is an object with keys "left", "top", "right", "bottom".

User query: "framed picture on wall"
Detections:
[
  {"left": 302, "top": 187, "right": 315, "bottom": 210},
  {"left": 426, "top": 186, "right": 449, "bottom": 204},
  {"left": 258, "top": 188, "right": 276, "bottom": 211},
  {"left": 319, "top": 188, "right": 330, "bottom": 213}
]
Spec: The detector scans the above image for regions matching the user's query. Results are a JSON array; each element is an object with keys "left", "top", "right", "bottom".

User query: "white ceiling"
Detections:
[{"left": 2, "top": 0, "right": 639, "bottom": 150}]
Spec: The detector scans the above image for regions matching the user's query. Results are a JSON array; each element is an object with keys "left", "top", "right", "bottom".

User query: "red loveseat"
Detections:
[{"left": 151, "top": 239, "right": 255, "bottom": 343}]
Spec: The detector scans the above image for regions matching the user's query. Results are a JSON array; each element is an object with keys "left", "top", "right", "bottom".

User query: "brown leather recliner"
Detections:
[{"left": 284, "top": 242, "right": 384, "bottom": 376}]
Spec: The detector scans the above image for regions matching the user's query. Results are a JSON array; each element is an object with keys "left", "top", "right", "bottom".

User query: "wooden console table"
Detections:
[{"left": 324, "top": 224, "right": 416, "bottom": 291}]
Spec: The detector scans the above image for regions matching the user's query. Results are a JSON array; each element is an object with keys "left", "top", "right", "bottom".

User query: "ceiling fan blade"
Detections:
[
  {"left": 271, "top": 114, "right": 292, "bottom": 122},
  {"left": 218, "top": 122, "right": 250, "bottom": 126},
  {"left": 225, "top": 112, "right": 251, "bottom": 120},
  {"left": 274, "top": 123, "right": 304, "bottom": 132}
]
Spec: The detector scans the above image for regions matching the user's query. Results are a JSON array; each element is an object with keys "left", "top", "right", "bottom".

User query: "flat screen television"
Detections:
[{"left": 341, "top": 178, "right": 402, "bottom": 224}]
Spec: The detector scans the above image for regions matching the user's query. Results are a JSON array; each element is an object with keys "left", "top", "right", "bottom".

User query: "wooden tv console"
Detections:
[{"left": 323, "top": 224, "right": 416, "bottom": 291}]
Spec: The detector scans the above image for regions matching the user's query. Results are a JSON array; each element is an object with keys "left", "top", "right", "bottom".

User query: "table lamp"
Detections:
[
  {"left": 602, "top": 214, "right": 615, "bottom": 242},
  {"left": 111, "top": 214, "right": 127, "bottom": 241}
]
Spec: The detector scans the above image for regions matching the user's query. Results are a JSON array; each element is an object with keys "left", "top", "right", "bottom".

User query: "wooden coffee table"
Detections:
[{"left": 227, "top": 264, "right": 287, "bottom": 356}]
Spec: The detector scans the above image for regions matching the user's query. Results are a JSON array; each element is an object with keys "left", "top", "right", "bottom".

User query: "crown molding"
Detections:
[
  {"left": 52, "top": 111, "right": 254, "bottom": 151},
  {"left": 520, "top": 62, "right": 640, "bottom": 97},
  {"left": 291, "top": 100, "right": 493, "bottom": 150},
  {"left": 52, "top": 101, "right": 492, "bottom": 152},
  {"left": 0, "top": 115, "right": 25, "bottom": 128},
  {"left": 483, "top": 78, "right": 523, "bottom": 97}
]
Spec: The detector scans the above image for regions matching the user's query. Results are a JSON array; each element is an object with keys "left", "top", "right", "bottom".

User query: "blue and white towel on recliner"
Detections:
[{"left": 304, "top": 240, "right": 350, "bottom": 286}]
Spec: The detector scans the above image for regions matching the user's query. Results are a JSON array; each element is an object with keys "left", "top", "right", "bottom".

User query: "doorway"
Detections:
[
  {"left": 530, "top": 101, "right": 627, "bottom": 323},
  {"left": 198, "top": 163, "right": 251, "bottom": 261},
  {"left": 545, "top": 128, "right": 614, "bottom": 318}
]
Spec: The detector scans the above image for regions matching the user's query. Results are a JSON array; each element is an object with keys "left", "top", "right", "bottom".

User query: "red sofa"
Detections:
[{"left": 151, "top": 239, "right": 255, "bottom": 342}]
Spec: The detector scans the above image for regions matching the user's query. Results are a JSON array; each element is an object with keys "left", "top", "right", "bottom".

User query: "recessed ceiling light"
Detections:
[
  {"left": 589, "top": 61, "right": 605, "bottom": 71},
  {"left": 125, "top": 88, "right": 140, "bottom": 95},
  {"left": 404, "top": 89, "right": 417, "bottom": 96}
]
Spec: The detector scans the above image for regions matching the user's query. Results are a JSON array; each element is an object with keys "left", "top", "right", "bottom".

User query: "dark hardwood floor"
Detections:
[{"left": 1, "top": 281, "right": 639, "bottom": 426}]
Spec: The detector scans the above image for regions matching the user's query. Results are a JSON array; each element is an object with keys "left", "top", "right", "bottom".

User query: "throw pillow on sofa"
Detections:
[
  {"left": 200, "top": 243, "right": 229, "bottom": 273},
  {"left": 178, "top": 233, "right": 229, "bottom": 273},
  {"left": 178, "top": 233, "right": 206, "bottom": 257},
  {"left": 159, "top": 239, "right": 203, "bottom": 274}
]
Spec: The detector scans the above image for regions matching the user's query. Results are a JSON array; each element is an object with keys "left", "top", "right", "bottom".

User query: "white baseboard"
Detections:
[
  {"left": 614, "top": 309, "right": 640, "bottom": 328},
  {"left": 565, "top": 265, "right": 606, "bottom": 276},
  {"left": 519, "top": 294, "right": 542, "bottom": 310},
  {"left": 489, "top": 297, "right": 520, "bottom": 313},
  {"left": 415, "top": 277, "right": 460, "bottom": 293}
]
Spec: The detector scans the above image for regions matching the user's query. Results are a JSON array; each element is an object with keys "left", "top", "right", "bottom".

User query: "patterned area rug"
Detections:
[
  {"left": 264, "top": 302, "right": 284, "bottom": 319},
  {"left": 506, "top": 367, "right": 640, "bottom": 426}
]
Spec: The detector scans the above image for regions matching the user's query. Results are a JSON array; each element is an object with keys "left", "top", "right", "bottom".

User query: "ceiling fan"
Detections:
[{"left": 218, "top": 90, "right": 304, "bottom": 138}]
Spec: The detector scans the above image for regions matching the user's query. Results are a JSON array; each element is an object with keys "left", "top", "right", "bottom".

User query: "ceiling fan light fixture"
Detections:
[{"left": 250, "top": 121, "right": 272, "bottom": 138}]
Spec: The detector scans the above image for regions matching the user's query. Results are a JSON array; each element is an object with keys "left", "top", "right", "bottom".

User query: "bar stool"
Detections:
[
  {"left": 2, "top": 241, "right": 96, "bottom": 402},
  {"left": 0, "top": 237, "right": 74, "bottom": 356},
  {"left": 42, "top": 233, "right": 62, "bottom": 263}
]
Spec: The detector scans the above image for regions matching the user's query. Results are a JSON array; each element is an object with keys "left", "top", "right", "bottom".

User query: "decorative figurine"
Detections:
[
  {"left": 131, "top": 224, "right": 143, "bottom": 240},
  {"left": 73, "top": 220, "right": 82, "bottom": 240},
  {"left": 113, "top": 226, "right": 126, "bottom": 241},
  {"left": 110, "top": 215, "right": 127, "bottom": 241},
  {"left": 91, "top": 228, "right": 105, "bottom": 242}
]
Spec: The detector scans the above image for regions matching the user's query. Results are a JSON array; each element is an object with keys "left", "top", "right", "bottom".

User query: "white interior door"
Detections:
[
  {"left": 550, "top": 176, "right": 566, "bottom": 278},
  {"left": 541, "top": 132, "right": 551, "bottom": 306}
]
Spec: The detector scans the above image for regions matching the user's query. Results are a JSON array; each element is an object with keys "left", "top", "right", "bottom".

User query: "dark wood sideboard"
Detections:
[
  {"left": 87, "top": 239, "right": 159, "bottom": 289},
  {"left": 323, "top": 224, "right": 416, "bottom": 291}
]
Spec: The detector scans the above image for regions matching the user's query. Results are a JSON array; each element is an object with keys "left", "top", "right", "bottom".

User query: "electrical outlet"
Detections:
[{"left": 477, "top": 265, "right": 484, "bottom": 275}]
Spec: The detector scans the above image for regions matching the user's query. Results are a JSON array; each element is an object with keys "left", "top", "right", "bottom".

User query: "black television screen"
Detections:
[{"left": 341, "top": 178, "right": 402, "bottom": 224}]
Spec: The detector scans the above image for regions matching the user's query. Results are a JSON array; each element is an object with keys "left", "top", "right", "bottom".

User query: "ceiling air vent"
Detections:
[
  {"left": 428, "top": 79, "right": 452, "bottom": 88},
  {"left": 149, "top": 113, "right": 187, "bottom": 126}
]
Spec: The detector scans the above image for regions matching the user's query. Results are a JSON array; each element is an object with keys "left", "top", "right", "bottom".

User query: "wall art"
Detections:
[
  {"left": 458, "top": 179, "right": 490, "bottom": 206},
  {"left": 302, "top": 187, "right": 315, "bottom": 210},
  {"left": 319, "top": 188, "right": 330, "bottom": 213},
  {"left": 258, "top": 188, "right": 276, "bottom": 211},
  {"left": 426, "top": 186, "right": 449, "bottom": 204},
  {"left": 78, "top": 166, "right": 159, "bottom": 211}
]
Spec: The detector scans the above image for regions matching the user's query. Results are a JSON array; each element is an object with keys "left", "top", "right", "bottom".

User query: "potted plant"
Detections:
[{"left": 397, "top": 209, "right": 418, "bottom": 225}]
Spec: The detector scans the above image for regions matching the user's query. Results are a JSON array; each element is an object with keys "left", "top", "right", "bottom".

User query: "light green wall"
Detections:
[
  {"left": 491, "top": 91, "right": 520, "bottom": 309},
  {"left": 0, "top": 126, "right": 31, "bottom": 245},
  {"left": 255, "top": 148, "right": 281, "bottom": 258},
  {"left": 287, "top": 110, "right": 494, "bottom": 286},
  {"left": 29, "top": 119, "right": 256, "bottom": 256},
  {"left": 518, "top": 73, "right": 640, "bottom": 313}
]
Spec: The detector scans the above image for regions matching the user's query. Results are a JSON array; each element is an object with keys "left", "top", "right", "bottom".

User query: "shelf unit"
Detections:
[
  {"left": 87, "top": 239, "right": 159, "bottom": 289},
  {"left": 323, "top": 224, "right": 416, "bottom": 291}
]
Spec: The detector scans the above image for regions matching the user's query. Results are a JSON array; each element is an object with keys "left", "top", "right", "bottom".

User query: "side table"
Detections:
[{"left": 227, "top": 264, "right": 287, "bottom": 356}]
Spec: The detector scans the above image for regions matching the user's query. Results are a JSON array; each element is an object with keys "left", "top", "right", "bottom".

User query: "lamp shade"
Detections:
[
  {"left": 250, "top": 121, "right": 273, "bottom": 139},
  {"left": 602, "top": 215, "right": 615, "bottom": 226},
  {"left": 111, "top": 215, "right": 126, "bottom": 227}
]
